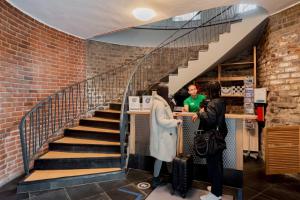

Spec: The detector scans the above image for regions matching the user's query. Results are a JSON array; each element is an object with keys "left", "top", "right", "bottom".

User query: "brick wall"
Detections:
[
  {"left": 0, "top": 1, "right": 86, "bottom": 186},
  {"left": 257, "top": 4, "right": 300, "bottom": 127},
  {"left": 87, "top": 40, "right": 150, "bottom": 77}
]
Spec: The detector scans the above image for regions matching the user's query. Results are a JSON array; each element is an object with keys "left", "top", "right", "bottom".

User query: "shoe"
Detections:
[
  {"left": 200, "top": 192, "right": 221, "bottom": 200},
  {"left": 152, "top": 176, "right": 161, "bottom": 189},
  {"left": 207, "top": 186, "right": 211, "bottom": 192}
]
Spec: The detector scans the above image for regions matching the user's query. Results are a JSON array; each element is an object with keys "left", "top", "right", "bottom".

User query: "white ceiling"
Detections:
[{"left": 7, "top": 0, "right": 300, "bottom": 39}]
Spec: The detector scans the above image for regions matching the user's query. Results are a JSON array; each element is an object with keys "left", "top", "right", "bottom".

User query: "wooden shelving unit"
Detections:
[
  {"left": 220, "top": 61, "right": 254, "bottom": 66},
  {"left": 221, "top": 95, "right": 244, "bottom": 98},
  {"left": 217, "top": 46, "right": 257, "bottom": 87},
  {"left": 196, "top": 46, "right": 256, "bottom": 89},
  {"left": 219, "top": 76, "right": 248, "bottom": 81},
  {"left": 195, "top": 46, "right": 257, "bottom": 107}
]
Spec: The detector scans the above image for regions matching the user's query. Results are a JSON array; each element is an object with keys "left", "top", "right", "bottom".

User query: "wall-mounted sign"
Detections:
[{"left": 254, "top": 88, "right": 267, "bottom": 103}]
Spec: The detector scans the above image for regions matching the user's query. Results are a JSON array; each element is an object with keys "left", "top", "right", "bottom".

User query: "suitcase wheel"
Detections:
[
  {"left": 170, "top": 188, "right": 175, "bottom": 195},
  {"left": 181, "top": 193, "right": 186, "bottom": 198}
]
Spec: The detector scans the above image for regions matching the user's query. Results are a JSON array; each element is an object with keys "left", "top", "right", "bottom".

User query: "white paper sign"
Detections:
[
  {"left": 129, "top": 96, "right": 140, "bottom": 111},
  {"left": 254, "top": 88, "right": 267, "bottom": 103},
  {"left": 142, "top": 95, "right": 152, "bottom": 110}
]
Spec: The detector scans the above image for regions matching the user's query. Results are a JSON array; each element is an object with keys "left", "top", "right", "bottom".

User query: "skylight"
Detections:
[
  {"left": 237, "top": 4, "right": 257, "bottom": 13},
  {"left": 172, "top": 11, "right": 201, "bottom": 22}
]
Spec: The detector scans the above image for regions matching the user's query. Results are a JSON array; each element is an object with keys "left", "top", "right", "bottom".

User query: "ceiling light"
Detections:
[{"left": 132, "top": 8, "right": 156, "bottom": 21}]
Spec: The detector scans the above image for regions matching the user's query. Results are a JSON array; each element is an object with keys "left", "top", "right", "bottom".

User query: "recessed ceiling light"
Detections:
[{"left": 132, "top": 8, "right": 156, "bottom": 21}]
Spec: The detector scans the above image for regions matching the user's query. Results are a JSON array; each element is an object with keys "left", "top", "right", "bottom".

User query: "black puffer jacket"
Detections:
[{"left": 197, "top": 98, "right": 228, "bottom": 138}]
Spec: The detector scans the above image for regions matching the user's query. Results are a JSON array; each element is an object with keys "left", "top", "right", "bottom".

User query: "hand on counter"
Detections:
[
  {"left": 182, "top": 107, "right": 188, "bottom": 112},
  {"left": 177, "top": 119, "right": 183, "bottom": 126},
  {"left": 192, "top": 108, "right": 204, "bottom": 122},
  {"left": 192, "top": 114, "right": 198, "bottom": 122}
]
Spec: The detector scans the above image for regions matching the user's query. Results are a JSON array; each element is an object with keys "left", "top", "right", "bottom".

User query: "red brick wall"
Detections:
[
  {"left": 0, "top": 1, "right": 86, "bottom": 186},
  {"left": 257, "top": 4, "right": 300, "bottom": 127}
]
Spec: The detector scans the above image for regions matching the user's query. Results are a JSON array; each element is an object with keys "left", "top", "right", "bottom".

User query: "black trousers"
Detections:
[{"left": 207, "top": 151, "right": 223, "bottom": 197}]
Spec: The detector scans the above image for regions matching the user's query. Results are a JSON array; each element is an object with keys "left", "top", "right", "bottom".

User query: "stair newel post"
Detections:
[
  {"left": 29, "top": 113, "right": 33, "bottom": 165},
  {"left": 19, "top": 116, "right": 29, "bottom": 175},
  {"left": 71, "top": 86, "right": 74, "bottom": 122},
  {"left": 47, "top": 96, "right": 51, "bottom": 139},
  {"left": 43, "top": 102, "right": 46, "bottom": 144}
]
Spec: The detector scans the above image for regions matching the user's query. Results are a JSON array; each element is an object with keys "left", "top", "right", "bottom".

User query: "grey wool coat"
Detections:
[{"left": 149, "top": 94, "right": 179, "bottom": 162}]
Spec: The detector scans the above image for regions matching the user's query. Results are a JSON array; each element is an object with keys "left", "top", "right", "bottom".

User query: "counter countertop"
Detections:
[{"left": 127, "top": 110, "right": 257, "bottom": 120}]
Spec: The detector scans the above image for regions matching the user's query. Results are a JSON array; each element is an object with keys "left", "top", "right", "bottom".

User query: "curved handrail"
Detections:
[{"left": 18, "top": 62, "right": 139, "bottom": 174}]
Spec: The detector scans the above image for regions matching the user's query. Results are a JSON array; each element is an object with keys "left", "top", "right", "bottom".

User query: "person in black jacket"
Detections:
[{"left": 192, "top": 81, "right": 228, "bottom": 200}]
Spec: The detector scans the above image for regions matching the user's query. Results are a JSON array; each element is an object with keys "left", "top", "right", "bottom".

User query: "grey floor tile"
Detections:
[
  {"left": 30, "top": 189, "right": 69, "bottom": 200},
  {"left": 261, "top": 184, "right": 300, "bottom": 200},
  {"left": 98, "top": 179, "right": 131, "bottom": 193},
  {"left": 82, "top": 192, "right": 111, "bottom": 200},
  {"left": 106, "top": 189, "right": 139, "bottom": 200},
  {"left": 66, "top": 183, "right": 104, "bottom": 200}
]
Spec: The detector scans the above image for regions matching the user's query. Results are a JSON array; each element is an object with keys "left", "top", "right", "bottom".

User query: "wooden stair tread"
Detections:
[
  {"left": 67, "top": 126, "right": 119, "bottom": 134},
  {"left": 97, "top": 109, "right": 121, "bottom": 113},
  {"left": 53, "top": 137, "right": 120, "bottom": 146},
  {"left": 40, "top": 151, "right": 121, "bottom": 159},
  {"left": 82, "top": 117, "right": 120, "bottom": 123},
  {"left": 24, "top": 168, "right": 121, "bottom": 182}
]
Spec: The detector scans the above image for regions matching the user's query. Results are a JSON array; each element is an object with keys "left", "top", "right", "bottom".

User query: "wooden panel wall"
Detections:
[{"left": 265, "top": 126, "right": 300, "bottom": 175}]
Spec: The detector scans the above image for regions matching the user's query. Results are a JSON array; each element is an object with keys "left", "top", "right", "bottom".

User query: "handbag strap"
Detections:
[{"left": 194, "top": 134, "right": 209, "bottom": 156}]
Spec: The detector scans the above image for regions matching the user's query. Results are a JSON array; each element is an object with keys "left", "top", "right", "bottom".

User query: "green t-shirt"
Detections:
[{"left": 183, "top": 94, "right": 206, "bottom": 112}]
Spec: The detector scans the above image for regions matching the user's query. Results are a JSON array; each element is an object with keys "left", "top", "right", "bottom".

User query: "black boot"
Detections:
[{"left": 152, "top": 176, "right": 162, "bottom": 189}]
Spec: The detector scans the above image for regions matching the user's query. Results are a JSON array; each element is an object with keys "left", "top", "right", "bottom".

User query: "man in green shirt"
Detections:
[{"left": 183, "top": 84, "right": 206, "bottom": 112}]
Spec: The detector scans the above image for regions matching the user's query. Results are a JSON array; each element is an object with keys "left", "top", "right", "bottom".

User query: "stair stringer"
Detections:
[{"left": 168, "top": 12, "right": 268, "bottom": 95}]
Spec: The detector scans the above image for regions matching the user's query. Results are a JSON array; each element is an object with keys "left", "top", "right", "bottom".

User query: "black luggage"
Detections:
[{"left": 171, "top": 154, "right": 193, "bottom": 198}]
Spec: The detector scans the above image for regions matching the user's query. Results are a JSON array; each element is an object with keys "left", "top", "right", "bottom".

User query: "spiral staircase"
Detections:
[{"left": 17, "top": 5, "right": 267, "bottom": 194}]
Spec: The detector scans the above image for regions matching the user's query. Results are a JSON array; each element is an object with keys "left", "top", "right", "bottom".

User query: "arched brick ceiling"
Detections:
[{"left": 7, "top": 0, "right": 300, "bottom": 39}]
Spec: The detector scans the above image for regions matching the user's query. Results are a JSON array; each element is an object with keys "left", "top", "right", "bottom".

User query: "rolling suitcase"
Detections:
[{"left": 171, "top": 154, "right": 193, "bottom": 198}]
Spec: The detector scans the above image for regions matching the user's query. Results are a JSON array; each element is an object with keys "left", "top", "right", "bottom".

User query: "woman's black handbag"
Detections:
[{"left": 193, "top": 128, "right": 226, "bottom": 158}]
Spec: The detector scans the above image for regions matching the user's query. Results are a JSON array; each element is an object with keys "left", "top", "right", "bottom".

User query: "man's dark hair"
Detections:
[
  {"left": 207, "top": 81, "right": 221, "bottom": 99},
  {"left": 187, "top": 84, "right": 196, "bottom": 90}
]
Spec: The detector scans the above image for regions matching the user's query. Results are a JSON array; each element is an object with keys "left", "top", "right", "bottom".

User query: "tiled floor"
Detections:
[
  {"left": 1, "top": 169, "right": 238, "bottom": 200},
  {"left": 1, "top": 159, "right": 299, "bottom": 200},
  {"left": 243, "top": 158, "right": 300, "bottom": 200}
]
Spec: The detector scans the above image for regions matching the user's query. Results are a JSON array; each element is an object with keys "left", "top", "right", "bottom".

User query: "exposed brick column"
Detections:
[{"left": 257, "top": 4, "right": 300, "bottom": 127}]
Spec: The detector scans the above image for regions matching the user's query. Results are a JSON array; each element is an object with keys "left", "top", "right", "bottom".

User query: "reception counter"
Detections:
[{"left": 127, "top": 111, "right": 257, "bottom": 171}]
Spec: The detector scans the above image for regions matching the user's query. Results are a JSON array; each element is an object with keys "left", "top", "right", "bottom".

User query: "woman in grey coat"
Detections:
[{"left": 150, "top": 83, "right": 182, "bottom": 188}]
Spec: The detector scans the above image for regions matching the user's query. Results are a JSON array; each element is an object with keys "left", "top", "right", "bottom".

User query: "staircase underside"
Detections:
[{"left": 168, "top": 9, "right": 268, "bottom": 94}]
